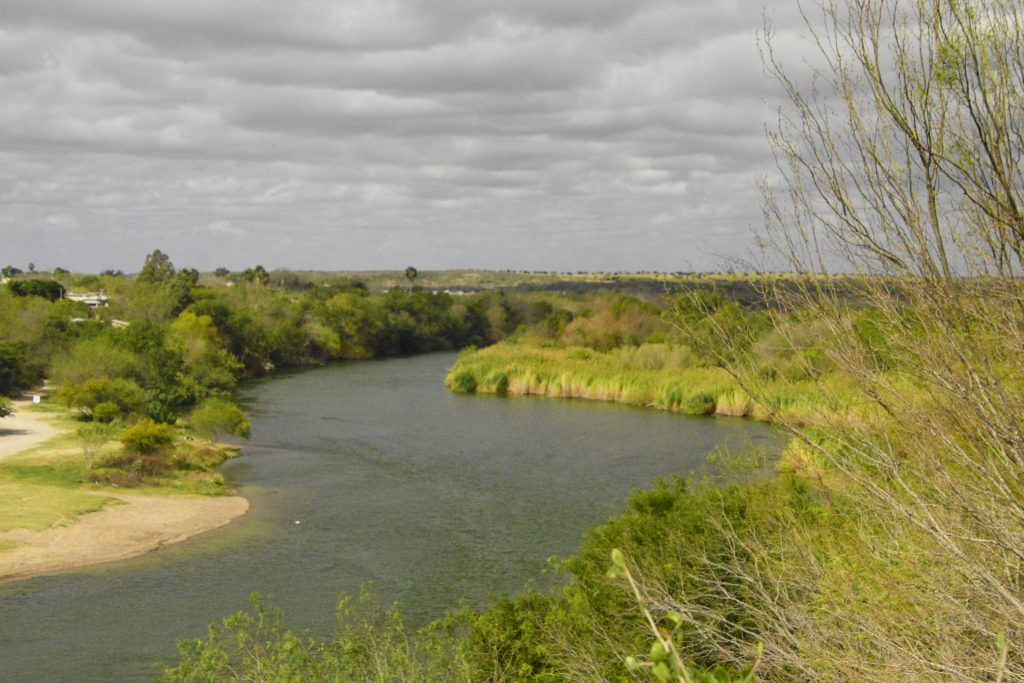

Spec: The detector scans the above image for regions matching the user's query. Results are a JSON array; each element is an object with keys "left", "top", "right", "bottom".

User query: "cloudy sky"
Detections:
[{"left": 0, "top": 1, "right": 807, "bottom": 273}]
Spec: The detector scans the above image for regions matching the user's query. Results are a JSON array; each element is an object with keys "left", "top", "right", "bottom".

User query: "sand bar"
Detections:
[{"left": 0, "top": 493, "right": 249, "bottom": 581}]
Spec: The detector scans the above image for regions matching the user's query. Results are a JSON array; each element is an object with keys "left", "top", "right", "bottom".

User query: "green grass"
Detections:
[
  {"left": 446, "top": 342, "right": 855, "bottom": 423},
  {"left": 0, "top": 480, "right": 115, "bottom": 532},
  {"left": 20, "top": 400, "right": 68, "bottom": 415}
]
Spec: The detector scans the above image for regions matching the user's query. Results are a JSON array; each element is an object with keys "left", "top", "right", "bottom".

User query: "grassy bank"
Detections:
[
  {"left": 0, "top": 400, "right": 241, "bottom": 551},
  {"left": 445, "top": 341, "right": 858, "bottom": 425}
]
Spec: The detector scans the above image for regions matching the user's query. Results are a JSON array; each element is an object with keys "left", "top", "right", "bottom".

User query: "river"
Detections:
[{"left": 0, "top": 353, "right": 777, "bottom": 681}]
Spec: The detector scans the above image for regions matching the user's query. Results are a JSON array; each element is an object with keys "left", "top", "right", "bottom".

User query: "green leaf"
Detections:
[{"left": 611, "top": 548, "right": 627, "bottom": 568}]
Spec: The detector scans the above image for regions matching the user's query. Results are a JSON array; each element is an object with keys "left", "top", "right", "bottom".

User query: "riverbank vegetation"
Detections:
[
  {"left": 444, "top": 289, "right": 873, "bottom": 428},
  {"left": 167, "top": 0, "right": 1023, "bottom": 680},
  {"left": 0, "top": 253, "right": 546, "bottom": 550}
]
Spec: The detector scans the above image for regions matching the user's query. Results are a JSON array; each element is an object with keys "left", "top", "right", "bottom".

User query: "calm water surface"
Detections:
[{"left": 0, "top": 353, "right": 777, "bottom": 681}]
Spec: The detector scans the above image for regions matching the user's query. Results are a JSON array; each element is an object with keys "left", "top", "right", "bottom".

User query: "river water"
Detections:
[{"left": 0, "top": 353, "right": 777, "bottom": 681}]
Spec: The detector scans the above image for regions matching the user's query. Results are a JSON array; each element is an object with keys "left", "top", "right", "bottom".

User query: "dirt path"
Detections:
[
  {"left": 0, "top": 400, "right": 61, "bottom": 460},
  {"left": 0, "top": 493, "right": 249, "bottom": 581}
]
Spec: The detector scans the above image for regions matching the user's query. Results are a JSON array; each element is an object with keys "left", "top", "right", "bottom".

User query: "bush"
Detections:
[
  {"left": 120, "top": 418, "right": 176, "bottom": 455},
  {"left": 447, "top": 370, "right": 477, "bottom": 393},
  {"left": 91, "top": 401, "right": 120, "bottom": 423},
  {"left": 190, "top": 398, "right": 250, "bottom": 439},
  {"left": 57, "top": 377, "right": 146, "bottom": 416}
]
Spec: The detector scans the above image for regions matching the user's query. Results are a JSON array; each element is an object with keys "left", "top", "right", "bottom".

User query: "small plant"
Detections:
[{"left": 76, "top": 422, "right": 116, "bottom": 469}]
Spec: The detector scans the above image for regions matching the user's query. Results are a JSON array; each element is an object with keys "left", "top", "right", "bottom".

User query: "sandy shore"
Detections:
[
  {"left": 0, "top": 493, "right": 249, "bottom": 581},
  {"left": 0, "top": 399, "right": 62, "bottom": 460},
  {"left": 0, "top": 397, "right": 250, "bottom": 582}
]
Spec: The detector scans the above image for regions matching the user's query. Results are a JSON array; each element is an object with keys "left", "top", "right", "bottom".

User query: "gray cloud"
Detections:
[{"left": 0, "top": 1, "right": 804, "bottom": 273}]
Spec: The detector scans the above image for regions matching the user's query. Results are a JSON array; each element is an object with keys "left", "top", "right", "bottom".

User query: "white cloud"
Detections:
[{"left": 0, "top": 0, "right": 806, "bottom": 272}]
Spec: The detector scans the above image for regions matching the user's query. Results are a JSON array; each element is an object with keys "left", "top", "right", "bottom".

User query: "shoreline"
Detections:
[
  {"left": 0, "top": 397, "right": 250, "bottom": 583},
  {"left": 0, "top": 493, "right": 249, "bottom": 582}
]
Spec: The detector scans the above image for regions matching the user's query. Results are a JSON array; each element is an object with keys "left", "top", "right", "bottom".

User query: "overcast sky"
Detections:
[{"left": 0, "top": 1, "right": 808, "bottom": 273}]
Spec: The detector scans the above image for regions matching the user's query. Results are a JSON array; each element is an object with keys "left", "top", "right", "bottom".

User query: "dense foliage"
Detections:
[{"left": 0, "top": 254, "right": 528, "bottom": 490}]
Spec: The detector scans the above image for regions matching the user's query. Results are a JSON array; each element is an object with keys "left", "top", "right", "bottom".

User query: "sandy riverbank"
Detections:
[
  {"left": 0, "top": 398, "right": 250, "bottom": 582},
  {"left": 0, "top": 493, "right": 249, "bottom": 581}
]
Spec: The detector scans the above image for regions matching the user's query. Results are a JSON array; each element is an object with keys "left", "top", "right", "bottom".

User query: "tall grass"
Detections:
[{"left": 446, "top": 342, "right": 852, "bottom": 423}]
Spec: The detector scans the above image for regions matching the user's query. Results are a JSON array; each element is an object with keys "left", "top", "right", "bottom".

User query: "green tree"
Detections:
[
  {"left": 243, "top": 265, "right": 269, "bottom": 286},
  {"left": 137, "top": 249, "right": 175, "bottom": 284},
  {"left": 0, "top": 341, "right": 30, "bottom": 396},
  {"left": 404, "top": 266, "right": 418, "bottom": 290},
  {"left": 6, "top": 279, "right": 63, "bottom": 301}
]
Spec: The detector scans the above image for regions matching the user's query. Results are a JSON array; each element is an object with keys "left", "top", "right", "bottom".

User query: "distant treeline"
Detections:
[{"left": 0, "top": 250, "right": 559, "bottom": 419}]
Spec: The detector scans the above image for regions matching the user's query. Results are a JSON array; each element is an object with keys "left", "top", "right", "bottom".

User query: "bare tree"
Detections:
[
  {"left": 733, "top": 0, "right": 1024, "bottom": 678},
  {"left": 603, "top": 2, "right": 1024, "bottom": 681}
]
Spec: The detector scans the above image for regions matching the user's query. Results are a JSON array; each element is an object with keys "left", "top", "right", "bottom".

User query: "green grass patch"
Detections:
[
  {"left": 20, "top": 401, "right": 68, "bottom": 415},
  {"left": 0, "top": 481, "right": 114, "bottom": 532},
  {"left": 446, "top": 341, "right": 869, "bottom": 427},
  {"left": 0, "top": 459, "right": 87, "bottom": 487}
]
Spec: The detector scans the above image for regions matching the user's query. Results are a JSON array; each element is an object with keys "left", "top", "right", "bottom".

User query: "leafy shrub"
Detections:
[
  {"left": 91, "top": 401, "right": 120, "bottom": 423},
  {"left": 120, "top": 418, "right": 176, "bottom": 455},
  {"left": 57, "top": 377, "right": 146, "bottom": 416},
  {"left": 190, "top": 398, "right": 250, "bottom": 439},
  {"left": 48, "top": 336, "right": 139, "bottom": 385}
]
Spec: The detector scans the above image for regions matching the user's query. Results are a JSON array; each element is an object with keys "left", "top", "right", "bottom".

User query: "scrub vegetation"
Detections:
[
  {"left": 445, "top": 289, "right": 866, "bottom": 426},
  {"left": 14, "top": 0, "right": 1024, "bottom": 679},
  {"left": 165, "top": 0, "right": 1024, "bottom": 680}
]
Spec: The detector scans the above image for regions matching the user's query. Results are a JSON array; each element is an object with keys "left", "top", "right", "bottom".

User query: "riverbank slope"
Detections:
[{"left": 0, "top": 400, "right": 248, "bottom": 582}]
